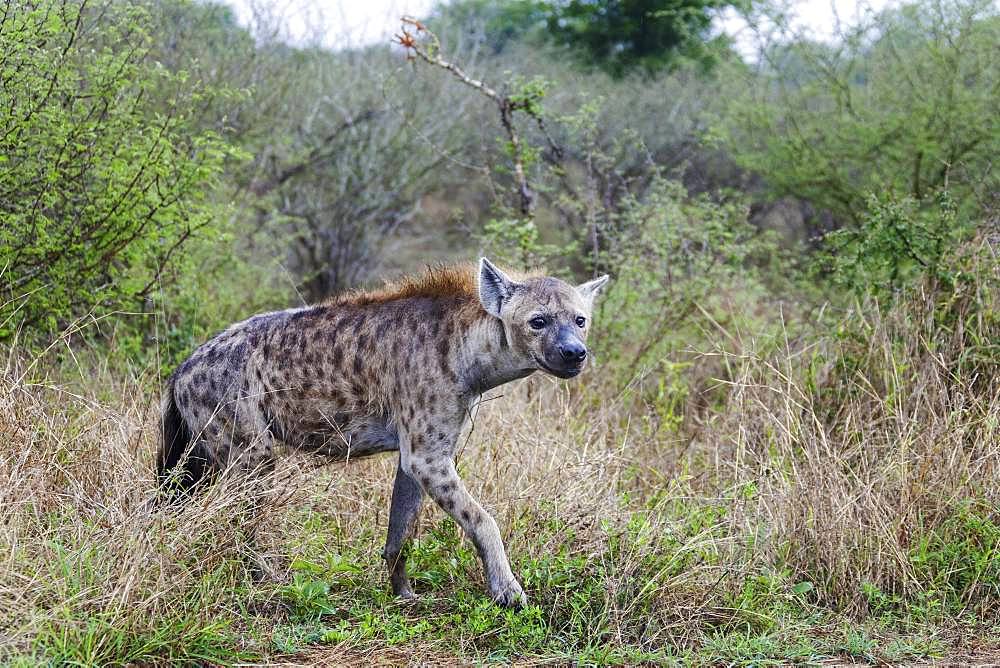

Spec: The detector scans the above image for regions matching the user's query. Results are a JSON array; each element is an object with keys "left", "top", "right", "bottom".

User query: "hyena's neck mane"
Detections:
[
  {"left": 326, "top": 263, "right": 479, "bottom": 307},
  {"left": 322, "top": 262, "right": 536, "bottom": 396},
  {"left": 324, "top": 262, "right": 540, "bottom": 308}
]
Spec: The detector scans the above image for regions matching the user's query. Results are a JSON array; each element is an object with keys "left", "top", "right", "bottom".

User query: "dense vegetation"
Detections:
[{"left": 1, "top": 0, "right": 998, "bottom": 664}]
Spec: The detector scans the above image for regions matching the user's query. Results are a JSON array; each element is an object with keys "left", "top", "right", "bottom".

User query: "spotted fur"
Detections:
[{"left": 158, "top": 258, "right": 609, "bottom": 607}]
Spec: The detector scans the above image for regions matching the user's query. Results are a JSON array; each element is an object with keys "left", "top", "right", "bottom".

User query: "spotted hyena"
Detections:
[{"left": 158, "top": 258, "right": 609, "bottom": 607}]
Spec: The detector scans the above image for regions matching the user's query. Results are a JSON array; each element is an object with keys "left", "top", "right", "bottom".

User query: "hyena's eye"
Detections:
[
  {"left": 575, "top": 316, "right": 586, "bottom": 328},
  {"left": 529, "top": 316, "right": 547, "bottom": 330}
]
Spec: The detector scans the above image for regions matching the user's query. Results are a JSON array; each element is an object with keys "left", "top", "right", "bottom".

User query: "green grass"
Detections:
[
  {"left": 257, "top": 507, "right": 964, "bottom": 665},
  {"left": 29, "top": 614, "right": 241, "bottom": 667},
  {"left": 4, "top": 485, "right": 993, "bottom": 666}
]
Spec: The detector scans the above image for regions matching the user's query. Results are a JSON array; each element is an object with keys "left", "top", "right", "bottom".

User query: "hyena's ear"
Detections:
[
  {"left": 575, "top": 274, "right": 610, "bottom": 307},
  {"left": 478, "top": 257, "right": 518, "bottom": 317}
]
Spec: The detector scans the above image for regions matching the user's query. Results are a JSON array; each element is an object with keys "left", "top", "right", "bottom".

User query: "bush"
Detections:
[
  {"left": 724, "top": 0, "right": 999, "bottom": 227},
  {"left": 819, "top": 191, "right": 972, "bottom": 300},
  {"left": 0, "top": 0, "right": 240, "bottom": 343},
  {"left": 593, "top": 178, "right": 794, "bottom": 391}
]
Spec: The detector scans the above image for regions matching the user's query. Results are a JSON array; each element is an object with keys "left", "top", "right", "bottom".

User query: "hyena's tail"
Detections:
[{"left": 156, "top": 377, "right": 209, "bottom": 499}]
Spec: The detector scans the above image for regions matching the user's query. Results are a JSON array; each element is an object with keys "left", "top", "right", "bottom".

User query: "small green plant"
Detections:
[
  {"left": 909, "top": 502, "right": 1000, "bottom": 616},
  {"left": 281, "top": 555, "right": 363, "bottom": 622},
  {"left": 281, "top": 575, "right": 337, "bottom": 621}
]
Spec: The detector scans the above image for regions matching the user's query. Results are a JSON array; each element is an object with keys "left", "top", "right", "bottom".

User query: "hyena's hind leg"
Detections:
[
  {"left": 172, "top": 391, "right": 281, "bottom": 579},
  {"left": 212, "top": 427, "right": 282, "bottom": 583},
  {"left": 383, "top": 456, "right": 425, "bottom": 599},
  {"left": 157, "top": 379, "right": 216, "bottom": 500},
  {"left": 223, "top": 394, "right": 284, "bottom": 580}
]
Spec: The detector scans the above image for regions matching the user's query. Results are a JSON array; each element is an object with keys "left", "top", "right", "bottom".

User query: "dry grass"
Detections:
[{"left": 3, "top": 246, "right": 1000, "bottom": 664}]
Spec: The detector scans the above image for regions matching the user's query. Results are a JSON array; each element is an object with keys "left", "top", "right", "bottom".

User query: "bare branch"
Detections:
[{"left": 397, "top": 16, "right": 536, "bottom": 217}]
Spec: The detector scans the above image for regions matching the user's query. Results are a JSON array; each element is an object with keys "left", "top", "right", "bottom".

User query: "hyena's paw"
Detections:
[
  {"left": 393, "top": 585, "right": 418, "bottom": 601},
  {"left": 489, "top": 577, "right": 527, "bottom": 609},
  {"left": 389, "top": 573, "right": 418, "bottom": 601}
]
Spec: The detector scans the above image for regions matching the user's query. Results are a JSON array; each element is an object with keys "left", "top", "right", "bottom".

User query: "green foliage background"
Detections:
[
  {"left": 722, "top": 0, "right": 999, "bottom": 225},
  {"left": 2, "top": 0, "right": 1000, "bottom": 662}
]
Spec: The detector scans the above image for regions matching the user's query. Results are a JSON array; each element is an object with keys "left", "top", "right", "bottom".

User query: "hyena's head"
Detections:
[{"left": 478, "top": 257, "right": 609, "bottom": 379}]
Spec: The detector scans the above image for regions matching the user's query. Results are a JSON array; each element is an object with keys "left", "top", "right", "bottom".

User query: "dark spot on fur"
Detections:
[
  {"left": 424, "top": 456, "right": 433, "bottom": 465},
  {"left": 353, "top": 355, "right": 364, "bottom": 375},
  {"left": 461, "top": 509, "right": 471, "bottom": 522},
  {"left": 443, "top": 497, "right": 455, "bottom": 510},
  {"left": 437, "top": 431, "right": 447, "bottom": 442},
  {"left": 332, "top": 346, "right": 343, "bottom": 367},
  {"left": 420, "top": 476, "right": 431, "bottom": 487},
  {"left": 288, "top": 308, "right": 316, "bottom": 325}
]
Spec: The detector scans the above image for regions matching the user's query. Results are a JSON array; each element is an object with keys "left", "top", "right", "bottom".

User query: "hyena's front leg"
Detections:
[
  {"left": 383, "top": 456, "right": 424, "bottom": 599},
  {"left": 404, "top": 430, "right": 526, "bottom": 608}
]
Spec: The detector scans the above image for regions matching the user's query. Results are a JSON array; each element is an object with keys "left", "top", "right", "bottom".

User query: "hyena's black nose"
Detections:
[{"left": 559, "top": 341, "right": 587, "bottom": 363}]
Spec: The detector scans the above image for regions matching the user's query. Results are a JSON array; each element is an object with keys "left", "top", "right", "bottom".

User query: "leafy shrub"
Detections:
[
  {"left": 594, "top": 178, "right": 791, "bottom": 386},
  {"left": 0, "top": 0, "right": 240, "bottom": 343}
]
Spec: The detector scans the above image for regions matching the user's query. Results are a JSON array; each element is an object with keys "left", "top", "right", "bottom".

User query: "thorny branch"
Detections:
[{"left": 396, "top": 16, "right": 560, "bottom": 218}]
